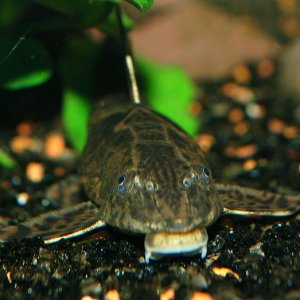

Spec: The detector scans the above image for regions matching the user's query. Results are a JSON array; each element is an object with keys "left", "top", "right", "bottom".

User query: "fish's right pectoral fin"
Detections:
[
  {"left": 216, "top": 183, "right": 300, "bottom": 217},
  {"left": 0, "top": 201, "right": 106, "bottom": 244}
]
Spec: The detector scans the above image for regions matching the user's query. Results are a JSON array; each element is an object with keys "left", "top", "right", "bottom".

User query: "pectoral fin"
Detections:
[
  {"left": 215, "top": 183, "right": 300, "bottom": 216},
  {"left": 0, "top": 201, "right": 106, "bottom": 244}
]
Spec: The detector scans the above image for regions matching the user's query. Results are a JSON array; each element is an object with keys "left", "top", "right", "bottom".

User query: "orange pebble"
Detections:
[
  {"left": 212, "top": 267, "right": 241, "bottom": 281},
  {"left": 231, "top": 64, "right": 251, "bottom": 84},
  {"left": 277, "top": 0, "right": 297, "bottom": 13},
  {"left": 104, "top": 290, "right": 121, "bottom": 300},
  {"left": 44, "top": 133, "right": 65, "bottom": 158},
  {"left": 225, "top": 144, "right": 257, "bottom": 159},
  {"left": 10, "top": 136, "right": 33, "bottom": 153},
  {"left": 160, "top": 288, "right": 175, "bottom": 300},
  {"left": 267, "top": 118, "right": 286, "bottom": 134},
  {"left": 196, "top": 134, "right": 216, "bottom": 152},
  {"left": 243, "top": 159, "right": 257, "bottom": 171},
  {"left": 54, "top": 166, "right": 66, "bottom": 177},
  {"left": 17, "top": 122, "right": 33, "bottom": 136},
  {"left": 257, "top": 59, "right": 275, "bottom": 78},
  {"left": 26, "top": 162, "right": 45, "bottom": 183},
  {"left": 221, "top": 83, "right": 254, "bottom": 103},
  {"left": 233, "top": 121, "right": 249, "bottom": 136},
  {"left": 189, "top": 292, "right": 214, "bottom": 300},
  {"left": 280, "top": 16, "right": 300, "bottom": 38},
  {"left": 283, "top": 126, "right": 298, "bottom": 139},
  {"left": 221, "top": 82, "right": 237, "bottom": 96},
  {"left": 228, "top": 108, "right": 244, "bottom": 123},
  {"left": 6, "top": 271, "right": 12, "bottom": 284}
]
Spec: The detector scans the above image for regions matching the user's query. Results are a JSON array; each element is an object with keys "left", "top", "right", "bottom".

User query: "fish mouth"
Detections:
[{"left": 144, "top": 227, "right": 208, "bottom": 263}]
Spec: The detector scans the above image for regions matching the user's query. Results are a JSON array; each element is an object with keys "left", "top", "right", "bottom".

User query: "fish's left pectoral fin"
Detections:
[
  {"left": 0, "top": 201, "right": 106, "bottom": 244},
  {"left": 215, "top": 183, "right": 300, "bottom": 217}
]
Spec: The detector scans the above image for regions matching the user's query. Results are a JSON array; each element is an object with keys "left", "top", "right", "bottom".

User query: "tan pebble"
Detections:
[
  {"left": 246, "top": 103, "right": 266, "bottom": 119},
  {"left": 17, "top": 122, "right": 33, "bottom": 136},
  {"left": 233, "top": 121, "right": 249, "bottom": 136},
  {"left": 249, "top": 242, "right": 265, "bottom": 257},
  {"left": 232, "top": 86, "right": 255, "bottom": 104},
  {"left": 189, "top": 291, "right": 214, "bottom": 300},
  {"left": 224, "top": 144, "right": 257, "bottom": 159},
  {"left": 231, "top": 63, "right": 251, "bottom": 84},
  {"left": 160, "top": 288, "right": 175, "bottom": 300},
  {"left": 283, "top": 126, "right": 298, "bottom": 139},
  {"left": 228, "top": 107, "right": 244, "bottom": 123},
  {"left": 267, "top": 118, "right": 286, "bottom": 134},
  {"left": 81, "top": 296, "right": 99, "bottom": 300},
  {"left": 104, "top": 289, "right": 121, "bottom": 300},
  {"left": 16, "top": 192, "right": 30, "bottom": 206},
  {"left": 212, "top": 267, "right": 241, "bottom": 281},
  {"left": 257, "top": 59, "right": 275, "bottom": 78},
  {"left": 44, "top": 133, "right": 65, "bottom": 158},
  {"left": 243, "top": 159, "right": 257, "bottom": 171},
  {"left": 196, "top": 134, "right": 216, "bottom": 152},
  {"left": 26, "top": 162, "right": 45, "bottom": 183}
]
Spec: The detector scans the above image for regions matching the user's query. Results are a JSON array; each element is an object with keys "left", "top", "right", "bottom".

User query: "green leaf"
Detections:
[
  {"left": 0, "top": 149, "right": 17, "bottom": 169},
  {"left": 60, "top": 36, "right": 98, "bottom": 152},
  {"left": 62, "top": 90, "right": 91, "bottom": 152},
  {"left": 0, "top": 38, "right": 52, "bottom": 90},
  {"left": 137, "top": 58, "right": 199, "bottom": 136},
  {"left": 125, "top": 0, "right": 153, "bottom": 12}
]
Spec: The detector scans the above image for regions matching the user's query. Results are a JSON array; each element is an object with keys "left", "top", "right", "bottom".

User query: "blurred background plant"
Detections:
[{"left": 0, "top": 0, "right": 198, "bottom": 168}]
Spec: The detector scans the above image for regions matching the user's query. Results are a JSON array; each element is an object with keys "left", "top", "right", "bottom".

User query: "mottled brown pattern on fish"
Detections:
[
  {"left": 80, "top": 104, "right": 223, "bottom": 234},
  {"left": 216, "top": 184, "right": 300, "bottom": 216},
  {"left": 0, "top": 202, "right": 101, "bottom": 242}
]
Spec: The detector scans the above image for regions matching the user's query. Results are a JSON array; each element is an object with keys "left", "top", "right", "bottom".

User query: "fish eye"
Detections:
[
  {"left": 146, "top": 181, "right": 155, "bottom": 192},
  {"left": 183, "top": 177, "right": 192, "bottom": 189},
  {"left": 202, "top": 168, "right": 210, "bottom": 184},
  {"left": 117, "top": 175, "right": 126, "bottom": 193}
]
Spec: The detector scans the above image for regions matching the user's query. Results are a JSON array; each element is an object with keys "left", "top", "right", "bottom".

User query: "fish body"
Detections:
[
  {"left": 79, "top": 97, "right": 223, "bottom": 260},
  {"left": 0, "top": 96, "right": 299, "bottom": 262},
  {"left": 80, "top": 98, "right": 223, "bottom": 234}
]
